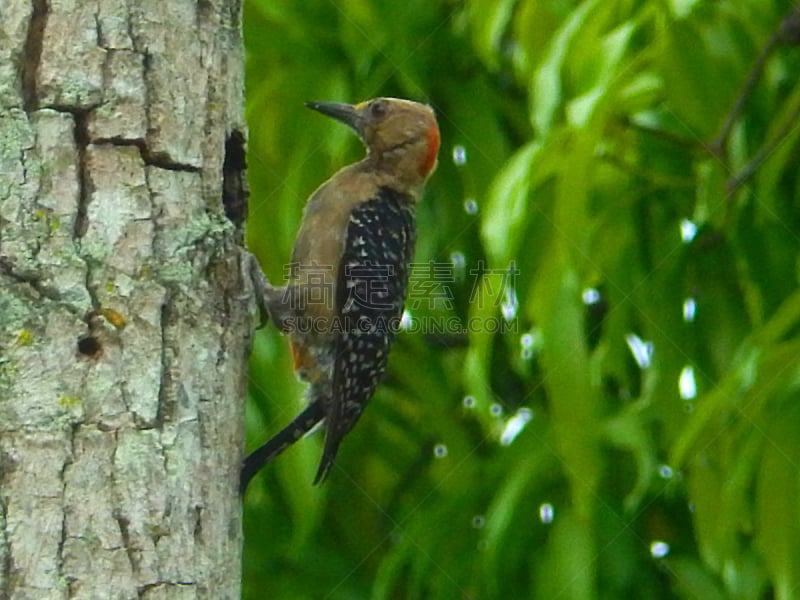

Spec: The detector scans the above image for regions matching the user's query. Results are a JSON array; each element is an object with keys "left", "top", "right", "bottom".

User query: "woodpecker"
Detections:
[{"left": 242, "top": 97, "right": 440, "bottom": 491}]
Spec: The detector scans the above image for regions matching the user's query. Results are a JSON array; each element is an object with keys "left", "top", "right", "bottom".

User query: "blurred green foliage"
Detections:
[{"left": 242, "top": 1, "right": 800, "bottom": 598}]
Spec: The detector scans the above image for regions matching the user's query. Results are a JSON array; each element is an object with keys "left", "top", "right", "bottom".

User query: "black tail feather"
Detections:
[
  {"left": 240, "top": 401, "right": 325, "bottom": 494},
  {"left": 312, "top": 436, "right": 340, "bottom": 485}
]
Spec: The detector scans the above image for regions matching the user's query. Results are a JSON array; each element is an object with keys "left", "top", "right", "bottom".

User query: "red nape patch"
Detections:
[{"left": 419, "top": 122, "right": 441, "bottom": 176}]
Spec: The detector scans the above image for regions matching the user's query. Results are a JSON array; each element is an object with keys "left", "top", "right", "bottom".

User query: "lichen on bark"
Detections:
[{"left": 0, "top": 0, "right": 248, "bottom": 597}]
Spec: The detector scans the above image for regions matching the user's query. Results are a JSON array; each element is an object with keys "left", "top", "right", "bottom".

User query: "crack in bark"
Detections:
[
  {"left": 137, "top": 581, "right": 165, "bottom": 598},
  {"left": 192, "top": 505, "right": 202, "bottom": 543},
  {"left": 72, "top": 110, "right": 92, "bottom": 239},
  {"left": 0, "top": 257, "right": 63, "bottom": 303},
  {"left": 137, "top": 581, "right": 197, "bottom": 599},
  {"left": 134, "top": 140, "right": 203, "bottom": 173},
  {"left": 58, "top": 424, "right": 78, "bottom": 597},
  {"left": 0, "top": 480, "right": 9, "bottom": 598},
  {"left": 110, "top": 431, "right": 141, "bottom": 579},
  {"left": 113, "top": 511, "right": 139, "bottom": 575},
  {"left": 22, "top": 0, "right": 48, "bottom": 112},
  {"left": 87, "top": 136, "right": 202, "bottom": 173},
  {"left": 155, "top": 292, "right": 176, "bottom": 430},
  {"left": 122, "top": 47, "right": 202, "bottom": 174},
  {"left": 140, "top": 153, "right": 202, "bottom": 173}
]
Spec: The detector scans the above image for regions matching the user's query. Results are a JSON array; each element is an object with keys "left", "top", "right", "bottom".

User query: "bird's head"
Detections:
[{"left": 306, "top": 97, "right": 440, "bottom": 180}]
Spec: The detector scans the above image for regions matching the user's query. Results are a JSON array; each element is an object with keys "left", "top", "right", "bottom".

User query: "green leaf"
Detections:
[
  {"left": 480, "top": 141, "right": 542, "bottom": 266},
  {"left": 468, "top": 0, "right": 516, "bottom": 70},
  {"left": 666, "top": 556, "right": 727, "bottom": 600},
  {"left": 530, "top": 0, "right": 600, "bottom": 135},
  {"left": 756, "top": 407, "right": 800, "bottom": 600},
  {"left": 566, "top": 21, "right": 636, "bottom": 127}
]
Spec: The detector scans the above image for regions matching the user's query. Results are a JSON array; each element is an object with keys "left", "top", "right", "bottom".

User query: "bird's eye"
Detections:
[{"left": 369, "top": 100, "right": 388, "bottom": 119}]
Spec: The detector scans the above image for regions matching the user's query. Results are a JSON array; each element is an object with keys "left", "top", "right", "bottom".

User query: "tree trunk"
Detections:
[{"left": 0, "top": 0, "right": 248, "bottom": 598}]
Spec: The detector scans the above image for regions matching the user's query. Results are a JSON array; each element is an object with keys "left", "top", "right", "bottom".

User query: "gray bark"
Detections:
[{"left": 0, "top": 0, "right": 248, "bottom": 598}]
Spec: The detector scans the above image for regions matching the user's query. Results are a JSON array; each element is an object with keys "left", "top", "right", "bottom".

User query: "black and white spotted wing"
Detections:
[{"left": 313, "top": 187, "right": 416, "bottom": 483}]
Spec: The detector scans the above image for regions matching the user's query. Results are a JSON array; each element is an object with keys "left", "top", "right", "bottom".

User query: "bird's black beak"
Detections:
[{"left": 305, "top": 101, "right": 362, "bottom": 132}]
